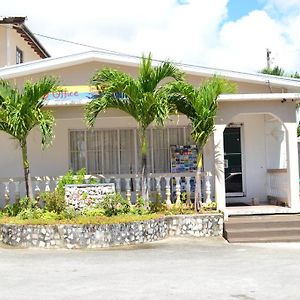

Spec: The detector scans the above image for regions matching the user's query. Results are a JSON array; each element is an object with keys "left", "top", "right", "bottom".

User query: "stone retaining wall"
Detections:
[{"left": 0, "top": 214, "right": 223, "bottom": 249}]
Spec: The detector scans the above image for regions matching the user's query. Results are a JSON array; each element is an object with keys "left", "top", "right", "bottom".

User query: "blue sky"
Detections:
[{"left": 227, "top": 0, "right": 263, "bottom": 21}]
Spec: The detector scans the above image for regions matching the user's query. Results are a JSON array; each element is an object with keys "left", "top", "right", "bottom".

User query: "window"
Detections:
[
  {"left": 16, "top": 47, "right": 23, "bottom": 64},
  {"left": 69, "top": 127, "right": 194, "bottom": 174}
]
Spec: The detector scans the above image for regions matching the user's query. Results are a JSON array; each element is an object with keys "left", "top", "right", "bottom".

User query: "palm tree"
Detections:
[
  {"left": 0, "top": 77, "right": 58, "bottom": 199},
  {"left": 85, "top": 54, "right": 183, "bottom": 200},
  {"left": 166, "top": 76, "right": 235, "bottom": 211}
]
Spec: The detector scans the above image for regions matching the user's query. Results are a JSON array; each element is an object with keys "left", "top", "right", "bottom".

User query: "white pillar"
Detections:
[
  {"left": 284, "top": 122, "right": 300, "bottom": 210},
  {"left": 214, "top": 124, "right": 227, "bottom": 211}
]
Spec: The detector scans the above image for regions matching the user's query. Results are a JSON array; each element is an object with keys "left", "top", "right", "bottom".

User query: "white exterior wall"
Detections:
[{"left": 0, "top": 107, "right": 191, "bottom": 178}]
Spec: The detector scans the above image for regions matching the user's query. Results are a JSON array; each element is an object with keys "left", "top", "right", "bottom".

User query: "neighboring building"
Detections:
[
  {"left": 0, "top": 19, "right": 299, "bottom": 216},
  {"left": 0, "top": 16, "right": 49, "bottom": 67}
]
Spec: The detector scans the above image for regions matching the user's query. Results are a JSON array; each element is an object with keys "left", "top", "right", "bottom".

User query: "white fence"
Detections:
[
  {"left": 0, "top": 172, "right": 213, "bottom": 207},
  {"left": 267, "top": 169, "right": 288, "bottom": 203}
]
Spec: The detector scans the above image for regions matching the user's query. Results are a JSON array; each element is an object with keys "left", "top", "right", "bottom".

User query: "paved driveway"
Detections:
[{"left": 0, "top": 237, "right": 300, "bottom": 300}]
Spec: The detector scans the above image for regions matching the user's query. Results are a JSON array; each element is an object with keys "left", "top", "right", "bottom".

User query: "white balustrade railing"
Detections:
[
  {"left": 0, "top": 172, "right": 213, "bottom": 207},
  {"left": 267, "top": 169, "right": 288, "bottom": 199}
]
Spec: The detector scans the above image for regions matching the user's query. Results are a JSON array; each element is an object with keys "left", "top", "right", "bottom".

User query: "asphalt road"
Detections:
[{"left": 0, "top": 237, "right": 300, "bottom": 300}]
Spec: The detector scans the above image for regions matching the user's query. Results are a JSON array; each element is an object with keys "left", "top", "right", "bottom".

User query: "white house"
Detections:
[{"left": 0, "top": 50, "right": 299, "bottom": 216}]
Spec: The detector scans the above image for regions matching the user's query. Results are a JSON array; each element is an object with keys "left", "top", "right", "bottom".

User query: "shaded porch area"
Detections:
[{"left": 213, "top": 95, "right": 300, "bottom": 214}]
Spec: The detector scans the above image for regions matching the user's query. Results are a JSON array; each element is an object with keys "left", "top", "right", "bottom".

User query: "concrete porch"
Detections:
[{"left": 225, "top": 204, "right": 300, "bottom": 216}]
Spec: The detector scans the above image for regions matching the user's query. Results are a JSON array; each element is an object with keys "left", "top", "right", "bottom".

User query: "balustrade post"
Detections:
[
  {"left": 4, "top": 181, "right": 10, "bottom": 205},
  {"left": 165, "top": 177, "right": 172, "bottom": 206},
  {"left": 125, "top": 178, "right": 131, "bottom": 203},
  {"left": 155, "top": 176, "right": 161, "bottom": 201},
  {"left": 175, "top": 176, "right": 181, "bottom": 206},
  {"left": 185, "top": 176, "right": 191, "bottom": 206},
  {"left": 115, "top": 178, "right": 121, "bottom": 193},
  {"left": 34, "top": 177, "right": 41, "bottom": 199},
  {"left": 135, "top": 177, "right": 140, "bottom": 198},
  {"left": 12, "top": 179, "right": 20, "bottom": 202},
  {"left": 147, "top": 177, "right": 152, "bottom": 200},
  {"left": 204, "top": 172, "right": 212, "bottom": 204},
  {"left": 45, "top": 176, "right": 51, "bottom": 192}
]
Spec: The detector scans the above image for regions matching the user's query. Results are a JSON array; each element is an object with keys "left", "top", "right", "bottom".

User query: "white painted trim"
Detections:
[
  {"left": 219, "top": 93, "right": 300, "bottom": 102},
  {"left": 44, "top": 92, "right": 300, "bottom": 107},
  {"left": 1, "top": 50, "right": 300, "bottom": 89}
]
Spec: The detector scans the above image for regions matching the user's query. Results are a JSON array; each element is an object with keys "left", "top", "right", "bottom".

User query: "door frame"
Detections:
[{"left": 224, "top": 123, "right": 246, "bottom": 197}]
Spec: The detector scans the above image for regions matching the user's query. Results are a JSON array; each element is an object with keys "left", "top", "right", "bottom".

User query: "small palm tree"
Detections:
[
  {"left": 85, "top": 54, "right": 183, "bottom": 200},
  {"left": 166, "top": 76, "right": 235, "bottom": 211},
  {"left": 0, "top": 77, "right": 58, "bottom": 199}
]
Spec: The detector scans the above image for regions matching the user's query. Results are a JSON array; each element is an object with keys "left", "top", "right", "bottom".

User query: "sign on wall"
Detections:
[{"left": 44, "top": 86, "right": 128, "bottom": 106}]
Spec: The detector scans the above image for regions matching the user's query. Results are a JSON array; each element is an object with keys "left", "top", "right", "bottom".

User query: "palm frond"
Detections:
[
  {"left": 166, "top": 76, "right": 236, "bottom": 147},
  {"left": 36, "top": 110, "right": 55, "bottom": 148},
  {"left": 23, "top": 76, "right": 58, "bottom": 109},
  {"left": 87, "top": 54, "right": 183, "bottom": 130},
  {"left": 138, "top": 53, "right": 184, "bottom": 93}
]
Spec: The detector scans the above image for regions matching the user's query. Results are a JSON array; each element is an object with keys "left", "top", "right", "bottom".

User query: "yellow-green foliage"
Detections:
[{"left": 0, "top": 213, "right": 163, "bottom": 225}]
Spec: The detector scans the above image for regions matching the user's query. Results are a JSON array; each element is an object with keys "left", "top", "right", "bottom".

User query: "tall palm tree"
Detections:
[
  {"left": 166, "top": 76, "right": 235, "bottom": 211},
  {"left": 85, "top": 54, "right": 183, "bottom": 200},
  {"left": 0, "top": 77, "right": 58, "bottom": 199}
]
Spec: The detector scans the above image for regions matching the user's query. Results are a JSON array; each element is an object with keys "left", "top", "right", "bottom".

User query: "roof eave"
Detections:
[{"left": 0, "top": 51, "right": 299, "bottom": 90}]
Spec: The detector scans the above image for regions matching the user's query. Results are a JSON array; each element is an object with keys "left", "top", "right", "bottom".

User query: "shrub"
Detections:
[
  {"left": 201, "top": 202, "right": 217, "bottom": 211},
  {"left": 82, "top": 207, "right": 105, "bottom": 217},
  {"left": 131, "top": 196, "right": 149, "bottom": 215},
  {"left": 100, "top": 193, "right": 131, "bottom": 216},
  {"left": 56, "top": 168, "right": 88, "bottom": 194},
  {"left": 40, "top": 211, "right": 61, "bottom": 221},
  {"left": 3, "top": 202, "right": 21, "bottom": 217},
  {"left": 61, "top": 206, "right": 78, "bottom": 219},
  {"left": 149, "top": 194, "right": 164, "bottom": 213},
  {"left": 41, "top": 190, "right": 66, "bottom": 213},
  {"left": 18, "top": 207, "right": 43, "bottom": 220}
]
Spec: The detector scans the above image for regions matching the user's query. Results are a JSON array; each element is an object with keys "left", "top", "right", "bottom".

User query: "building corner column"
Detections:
[
  {"left": 213, "top": 124, "right": 226, "bottom": 212},
  {"left": 285, "top": 122, "right": 300, "bottom": 211}
]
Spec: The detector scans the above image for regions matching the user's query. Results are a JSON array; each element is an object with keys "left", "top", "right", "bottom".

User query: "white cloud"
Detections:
[
  {"left": 206, "top": 10, "right": 300, "bottom": 72},
  {"left": 1, "top": 0, "right": 300, "bottom": 73},
  {"left": 263, "top": 0, "right": 300, "bottom": 13}
]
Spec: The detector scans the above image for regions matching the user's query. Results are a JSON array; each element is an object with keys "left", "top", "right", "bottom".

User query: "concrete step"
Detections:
[
  {"left": 225, "top": 227, "right": 300, "bottom": 240},
  {"left": 225, "top": 219, "right": 300, "bottom": 230},
  {"left": 227, "top": 235, "right": 300, "bottom": 243},
  {"left": 224, "top": 214, "right": 300, "bottom": 243}
]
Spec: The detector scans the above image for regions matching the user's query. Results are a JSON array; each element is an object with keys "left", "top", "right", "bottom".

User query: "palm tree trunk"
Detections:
[
  {"left": 20, "top": 139, "right": 34, "bottom": 199},
  {"left": 140, "top": 130, "right": 148, "bottom": 201},
  {"left": 194, "top": 150, "right": 203, "bottom": 212}
]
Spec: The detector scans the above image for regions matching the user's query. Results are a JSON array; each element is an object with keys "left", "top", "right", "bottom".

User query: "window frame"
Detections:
[
  {"left": 16, "top": 47, "right": 23, "bottom": 64},
  {"left": 68, "top": 126, "right": 194, "bottom": 175}
]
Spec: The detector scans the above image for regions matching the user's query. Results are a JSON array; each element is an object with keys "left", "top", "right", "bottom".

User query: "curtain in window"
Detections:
[
  {"left": 120, "top": 129, "right": 135, "bottom": 174},
  {"left": 152, "top": 128, "right": 169, "bottom": 173},
  {"left": 69, "top": 126, "right": 193, "bottom": 175},
  {"left": 70, "top": 131, "right": 86, "bottom": 171},
  {"left": 86, "top": 130, "right": 101, "bottom": 174},
  {"left": 103, "top": 130, "right": 118, "bottom": 174}
]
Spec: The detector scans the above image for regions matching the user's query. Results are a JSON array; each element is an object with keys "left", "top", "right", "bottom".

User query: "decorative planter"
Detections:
[{"left": 0, "top": 214, "right": 223, "bottom": 249}]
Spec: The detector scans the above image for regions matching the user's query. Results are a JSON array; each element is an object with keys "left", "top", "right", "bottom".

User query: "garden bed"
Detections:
[{"left": 0, "top": 213, "right": 223, "bottom": 249}]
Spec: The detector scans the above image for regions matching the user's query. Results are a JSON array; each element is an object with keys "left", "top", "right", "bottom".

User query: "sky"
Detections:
[{"left": 2, "top": 0, "right": 300, "bottom": 73}]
